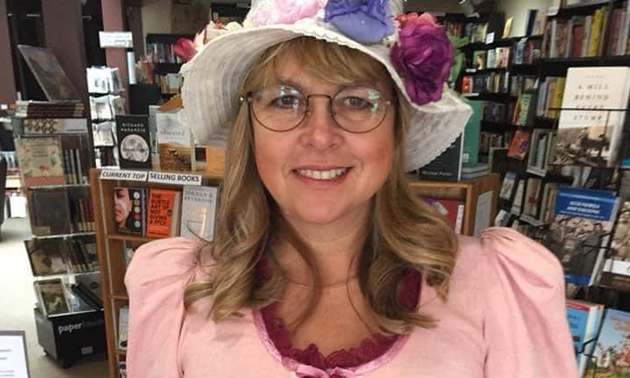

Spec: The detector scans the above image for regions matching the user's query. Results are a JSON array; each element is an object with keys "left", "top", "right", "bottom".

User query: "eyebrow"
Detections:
[{"left": 273, "top": 77, "right": 389, "bottom": 95}]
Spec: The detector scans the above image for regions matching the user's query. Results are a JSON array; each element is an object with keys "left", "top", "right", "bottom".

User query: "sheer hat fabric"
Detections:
[{"left": 180, "top": 0, "right": 472, "bottom": 171}]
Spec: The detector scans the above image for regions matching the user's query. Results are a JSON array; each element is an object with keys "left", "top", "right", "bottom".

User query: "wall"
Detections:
[
  {"left": 497, "top": 0, "right": 554, "bottom": 37},
  {"left": 141, "top": 0, "right": 172, "bottom": 42}
]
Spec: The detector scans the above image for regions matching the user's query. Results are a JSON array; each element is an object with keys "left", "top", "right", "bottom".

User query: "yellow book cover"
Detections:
[
  {"left": 549, "top": 78, "right": 566, "bottom": 119},
  {"left": 589, "top": 8, "right": 603, "bottom": 57}
]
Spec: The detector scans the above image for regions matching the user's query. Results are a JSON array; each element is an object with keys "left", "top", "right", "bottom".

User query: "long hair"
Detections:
[{"left": 184, "top": 37, "right": 458, "bottom": 334}]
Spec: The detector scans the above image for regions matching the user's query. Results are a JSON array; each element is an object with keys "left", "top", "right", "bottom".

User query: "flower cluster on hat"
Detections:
[
  {"left": 249, "top": 0, "right": 324, "bottom": 27},
  {"left": 324, "top": 0, "right": 395, "bottom": 44},
  {"left": 390, "top": 12, "right": 453, "bottom": 106}
]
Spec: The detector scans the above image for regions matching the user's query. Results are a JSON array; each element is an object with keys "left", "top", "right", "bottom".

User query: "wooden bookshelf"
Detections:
[{"left": 89, "top": 168, "right": 222, "bottom": 378}]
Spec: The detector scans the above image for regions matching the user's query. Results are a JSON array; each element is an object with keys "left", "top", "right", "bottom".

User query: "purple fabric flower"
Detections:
[
  {"left": 324, "top": 0, "right": 394, "bottom": 44},
  {"left": 390, "top": 22, "right": 453, "bottom": 106}
]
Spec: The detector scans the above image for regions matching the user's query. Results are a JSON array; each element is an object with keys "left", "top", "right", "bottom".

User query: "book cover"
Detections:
[
  {"left": 24, "top": 238, "right": 69, "bottom": 276},
  {"left": 180, "top": 186, "right": 219, "bottom": 241},
  {"left": 584, "top": 309, "right": 630, "bottom": 377},
  {"left": 116, "top": 115, "right": 152, "bottom": 169},
  {"left": 419, "top": 135, "right": 463, "bottom": 182},
  {"left": 473, "top": 51, "right": 486, "bottom": 70},
  {"left": 115, "top": 187, "right": 146, "bottom": 236},
  {"left": 462, "top": 101, "right": 481, "bottom": 166},
  {"left": 566, "top": 300, "right": 604, "bottom": 377},
  {"left": 600, "top": 201, "right": 630, "bottom": 290},
  {"left": 552, "top": 67, "right": 630, "bottom": 167},
  {"left": 421, "top": 198, "right": 465, "bottom": 234},
  {"left": 146, "top": 188, "right": 182, "bottom": 238},
  {"left": 523, "top": 177, "right": 542, "bottom": 219},
  {"left": 16, "top": 137, "right": 66, "bottom": 187},
  {"left": 510, "top": 179, "right": 526, "bottom": 215},
  {"left": 547, "top": 77, "right": 565, "bottom": 120},
  {"left": 35, "top": 279, "right": 70, "bottom": 316},
  {"left": 17, "top": 45, "right": 80, "bottom": 101},
  {"left": 507, "top": 130, "right": 531, "bottom": 160},
  {"left": 29, "top": 188, "right": 72, "bottom": 236},
  {"left": 156, "top": 111, "right": 195, "bottom": 171},
  {"left": 543, "top": 187, "right": 619, "bottom": 286},
  {"left": 118, "top": 306, "right": 129, "bottom": 350},
  {"left": 500, "top": 172, "right": 518, "bottom": 201},
  {"left": 512, "top": 92, "right": 535, "bottom": 126}
]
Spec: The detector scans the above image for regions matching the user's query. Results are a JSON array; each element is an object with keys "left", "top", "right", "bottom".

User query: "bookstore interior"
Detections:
[{"left": 4, "top": 0, "right": 630, "bottom": 377}]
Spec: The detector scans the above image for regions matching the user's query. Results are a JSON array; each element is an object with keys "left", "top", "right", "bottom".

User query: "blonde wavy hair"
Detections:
[{"left": 185, "top": 37, "right": 458, "bottom": 334}]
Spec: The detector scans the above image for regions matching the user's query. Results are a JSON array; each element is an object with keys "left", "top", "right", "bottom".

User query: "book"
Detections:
[
  {"left": 180, "top": 186, "right": 219, "bottom": 240},
  {"left": 116, "top": 115, "right": 152, "bottom": 169},
  {"left": 34, "top": 278, "right": 70, "bottom": 316},
  {"left": 24, "top": 238, "right": 68, "bottom": 276},
  {"left": 461, "top": 163, "right": 490, "bottom": 180},
  {"left": 551, "top": 67, "right": 630, "bottom": 167},
  {"left": 512, "top": 92, "right": 535, "bottom": 126},
  {"left": 473, "top": 51, "right": 486, "bottom": 70},
  {"left": 29, "top": 188, "right": 72, "bottom": 236},
  {"left": 115, "top": 187, "right": 147, "bottom": 236},
  {"left": 499, "top": 172, "right": 518, "bottom": 201},
  {"left": 22, "top": 118, "right": 88, "bottom": 134},
  {"left": 146, "top": 188, "right": 182, "bottom": 238},
  {"left": 118, "top": 306, "right": 129, "bottom": 350},
  {"left": 422, "top": 198, "right": 465, "bottom": 234},
  {"left": 566, "top": 300, "right": 604, "bottom": 377},
  {"left": 17, "top": 45, "right": 80, "bottom": 101},
  {"left": 156, "top": 111, "right": 195, "bottom": 171},
  {"left": 540, "top": 182, "right": 558, "bottom": 224},
  {"left": 75, "top": 271, "right": 103, "bottom": 302},
  {"left": 507, "top": 130, "right": 531, "bottom": 160},
  {"left": 419, "top": 134, "right": 463, "bottom": 182},
  {"left": 543, "top": 187, "right": 620, "bottom": 286},
  {"left": 527, "top": 129, "right": 554, "bottom": 176},
  {"left": 522, "top": 177, "right": 542, "bottom": 219},
  {"left": 600, "top": 201, "right": 630, "bottom": 290},
  {"left": 16, "top": 137, "right": 65, "bottom": 187},
  {"left": 584, "top": 309, "right": 630, "bottom": 377},
  {"left": 462, "top": 101, "right": 482, "bottom": 166},
  {"left": 510, "top": 179, "right": 526, "bottom": 215}
]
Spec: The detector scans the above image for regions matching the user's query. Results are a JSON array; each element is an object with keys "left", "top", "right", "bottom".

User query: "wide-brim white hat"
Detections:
[{"left": 181, "top": 0, "right": 472, "bottom": 171}]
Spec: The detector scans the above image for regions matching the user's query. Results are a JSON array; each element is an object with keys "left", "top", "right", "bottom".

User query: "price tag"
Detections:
[{"left": 99, "top": 32, "right": 133, "bottom": 48}]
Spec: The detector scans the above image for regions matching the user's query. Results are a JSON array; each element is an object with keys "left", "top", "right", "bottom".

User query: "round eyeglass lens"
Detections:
[
  {"left": 332, "top": 87, "right": 389, "bottom": 133},
  {"left": 250, "top": 85, "right": 306, "bottom": 131}
]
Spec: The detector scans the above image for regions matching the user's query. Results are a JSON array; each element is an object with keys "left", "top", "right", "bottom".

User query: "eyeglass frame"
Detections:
[{"left": 239, "top": 85, "right": 396, "bottom": 134}]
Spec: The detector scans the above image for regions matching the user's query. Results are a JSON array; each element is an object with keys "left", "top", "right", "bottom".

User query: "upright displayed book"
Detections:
[
  {"left": 34, "top": 279, "right": 70, "bottom": 316},
  {"left": 507, "top": 130, "right": 531, "bottom": 160},
  {"left": 419, "top": 135, "right": 463, "bottom": 182},
  {"left": 114, "top": 187, "right": 147, "bottom": 236},
  {"left": 180, "top": 186, "right": 219, "bottom": 240},
  {"left": 566, "top": 300, "right": 604, "bottom": 377},
  {"left": 16, "top": 137, "right": 65, "bottom": 187},
  {"left": 17, "top": 45, "right": 80, "bottom": 101},
  {"left": 156, "top": 111, "right": 195, "bottom": 171},
  {"left": 543, "top": 187, "right": 620, "bottom": 286},
  {"left": 600, "top": 201, "right": 630, "bottom": 290},
  {"left": 585, "top": 309, "right": 630, "bottom": 377},
  {"left": 146, "top": 189, "right": 182, "bottom": 238},
  {"left": 551, "top": 67, "right": 630, "bottom": 167},
  {"left": 116, "top": 115, "right": 152, "bottom": 169}
]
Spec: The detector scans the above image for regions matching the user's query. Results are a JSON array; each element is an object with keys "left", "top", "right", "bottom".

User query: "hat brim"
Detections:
[{"left": 181, "top": 19, "right": 472, "bottom": 171}]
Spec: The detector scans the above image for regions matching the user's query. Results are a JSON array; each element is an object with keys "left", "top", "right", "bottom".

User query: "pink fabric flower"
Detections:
[
  {"left": 390, "top": 21, "right": 453, "bottom": 106},
  {"left": 250, "top": 0, "right": 324, "bottom": 26}
]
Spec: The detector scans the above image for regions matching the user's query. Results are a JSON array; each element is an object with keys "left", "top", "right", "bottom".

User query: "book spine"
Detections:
[
  {"left": 589, "top": 9, "right": 603, "bottom": 57},
  {"left": 618, "top": 10, "right": 629, "bottom": 55},
  {"left": 582, "top": 16, "right": 593, "bottom": 57},
  {"left": 74, "top": 148, "right": 83, "bottom": 184},
  {"left": 62, "top": 149, "right": 73, "bottom": 184}
]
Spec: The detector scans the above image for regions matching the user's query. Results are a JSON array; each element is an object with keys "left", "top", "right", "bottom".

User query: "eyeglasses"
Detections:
[{"left": 243, "top": 85, "right": 394, "bottom": 134}]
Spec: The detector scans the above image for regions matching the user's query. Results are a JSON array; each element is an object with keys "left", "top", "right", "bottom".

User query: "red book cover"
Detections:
[
  {"left": 507, "top": 130, "right": 531, "bottom": 160},
  {"left": 146, "top": 189, "right": 181, "bottom": 238},
  {"left": 572, "top": 26, "right": 584, "bottom": 58},
  {"left": 422, "top": 198, "right": 465, "bottom": 234}
]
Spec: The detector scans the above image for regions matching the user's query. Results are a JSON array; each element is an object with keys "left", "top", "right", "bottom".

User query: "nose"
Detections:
[{"left": 299, "top": 95, "right": 341, "bottom": 150}]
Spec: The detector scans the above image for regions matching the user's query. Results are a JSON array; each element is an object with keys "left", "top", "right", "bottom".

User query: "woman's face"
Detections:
[
  {"left": 114, "top": 188, "right": 131, "bottom": 226},
  {"left": 252, "top": 53, "right": 396, "bottom": 227}
]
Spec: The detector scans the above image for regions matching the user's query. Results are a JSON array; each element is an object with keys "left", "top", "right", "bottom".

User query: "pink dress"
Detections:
[{"left": 125, "top": 227, "right": 578, "bottom": 377}]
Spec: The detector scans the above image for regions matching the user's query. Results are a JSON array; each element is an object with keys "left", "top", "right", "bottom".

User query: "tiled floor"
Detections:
[{"left": 0, "top": 217, "right": 108, "bottom": 378}]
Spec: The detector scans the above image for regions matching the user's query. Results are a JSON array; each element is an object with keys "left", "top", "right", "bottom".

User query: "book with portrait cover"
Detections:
[
  {"left": 114, "top": 187, "right": 147, "bottom": 236},
  {"left": 180, "top": 186, "right": 219, "bottom": 240},
  {"left": 115, "top": 115, "right": 152, "bottom": 169},
  {"left": 584, "top": 308, "right": 630, "bottom": 377},
  {"left": 551, "top": 67, "right": 630, "bottom": 167},
  {"left": 542, "top": 187, "right": 619, "bottom": 286},
  {"left": 146, "top": 188, "right": 182, "bottom": 238}
]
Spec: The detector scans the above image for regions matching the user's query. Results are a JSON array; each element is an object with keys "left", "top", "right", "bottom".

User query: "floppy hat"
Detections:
[{"left": 181, "top": 0, "right": 472, "bottom": 171}]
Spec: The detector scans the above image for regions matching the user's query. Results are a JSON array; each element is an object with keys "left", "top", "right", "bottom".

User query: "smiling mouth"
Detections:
[{"left": 294, "top": 168, "right": 350, "bottom": 181}]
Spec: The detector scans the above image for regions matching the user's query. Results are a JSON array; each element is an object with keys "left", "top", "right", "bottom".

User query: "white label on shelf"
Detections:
[
  {"left": 100, "top": 170, "right": 148, "bottom": 182},
  {"left": 147, "top": 171, "right": 202, "bottom": 186},
  {"left": 0, "top": 332, "right": 29, "bottom": 378},
  {"left": 99, "top": 32, "right": 133, "bottom": 48},
  {"left": 485, "top": 32, "right": 495, "bottom": 45}
]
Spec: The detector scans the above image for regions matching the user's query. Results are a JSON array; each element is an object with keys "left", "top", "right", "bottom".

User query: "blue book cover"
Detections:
[
  {"left": 544, "top": 187, "right": 619, "bottom": 286},
  {"left": 585, "top": 309, "right": 630, "bottom": 377}
]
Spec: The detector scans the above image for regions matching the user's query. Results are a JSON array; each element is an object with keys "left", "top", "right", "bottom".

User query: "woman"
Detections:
[{"left": 126, "top": 1, "right": 577, "bottom": 377}]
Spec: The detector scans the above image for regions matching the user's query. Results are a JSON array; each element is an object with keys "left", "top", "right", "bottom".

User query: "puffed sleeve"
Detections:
[
  {"left": 479, "top": 227, "right": 578, "bottom": 378},
  {"left": 124, "top": 237, "right": 206, "bottom": 378}
]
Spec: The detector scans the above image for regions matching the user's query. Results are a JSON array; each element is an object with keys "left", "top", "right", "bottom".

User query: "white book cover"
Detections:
[
  {"left": 180, "top": 186, "right": 218, "bottom": 241},
  {"left": 118, "top": 306, "right": 128, "bottom": 350},
  {"left": 552, "top": 67, "right": 630, "bottom": 167}
]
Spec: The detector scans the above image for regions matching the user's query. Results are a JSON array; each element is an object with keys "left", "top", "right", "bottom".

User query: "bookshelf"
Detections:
[{"left": 89, "top": 168, "right": 222, "bottom": 378}]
